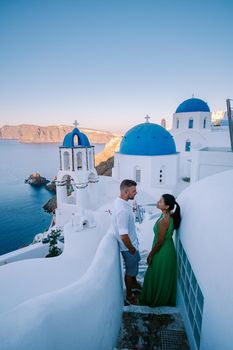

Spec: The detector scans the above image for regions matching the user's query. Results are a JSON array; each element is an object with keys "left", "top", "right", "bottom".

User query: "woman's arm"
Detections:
[{"left": 147, "top": 217, "right": 169, "bottom": 265}]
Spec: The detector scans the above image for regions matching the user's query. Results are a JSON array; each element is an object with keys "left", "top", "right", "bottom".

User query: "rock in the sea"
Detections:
[
  {"left": 25, "top": 172, "right": 49, "bottom": 187},
  {"left": 45, "top": 180, "right": 57, "bottom": 194},
  {"left": 43, "top": 196, "right": 57, "bottom": 213}
]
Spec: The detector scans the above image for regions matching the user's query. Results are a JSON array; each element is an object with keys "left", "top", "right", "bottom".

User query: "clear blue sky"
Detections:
[{"left": 0, "top": 0, "right": 232, "bottom": 133}]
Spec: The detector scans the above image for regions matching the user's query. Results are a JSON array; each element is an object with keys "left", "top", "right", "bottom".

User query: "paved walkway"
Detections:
[{"left": 116, "top": 304, "right": 190, "bottom": 350}]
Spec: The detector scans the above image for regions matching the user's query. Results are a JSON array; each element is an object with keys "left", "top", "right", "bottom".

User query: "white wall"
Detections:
[
  {"left": 0, "top": 211, "right": 110, "bottom": 313},
  {"left": 191, "top": 147, "right": 233, "bottom": 183},
  {"left": 0, "top": 210, "right": 123, "bottom": 350},
  {"left": 113, "top": 152, "right": 179, "bottom": 196},
  {"left": 0, "top": 243, "right": 49, "bottom": 266},
  {"left": 172, "top": 112, "right": 211, "bottom": 132},
  {"left": 177, "top": 169, "right": 233, "bottom": 350},
  {"left": 172, "top": 126, "right": 230, "bottom": 154},
  {"left": 172, "top": 129, "right": 207, "bottom": 154},
  {"left": 113, "top": 152, "right": 150, "bottom": 183},
  {"left": 205, "top": 128, "right": 230, "bottom": 148},
  {"left": 150, "top": 153, "right": 179, "bottom": 189},
  {"left": 0, "top": 233, "right": 123, "bottom": 350}
]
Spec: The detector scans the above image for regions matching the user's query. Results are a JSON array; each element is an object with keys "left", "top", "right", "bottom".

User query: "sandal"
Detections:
[{"left": 125, "top": 294, "right": 138, "bottom": 305}]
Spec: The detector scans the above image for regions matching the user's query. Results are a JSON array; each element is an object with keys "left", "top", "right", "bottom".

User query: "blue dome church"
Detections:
[
  {"left": 113, "top": 117, "right": 180, "bottom": 196},
  {"left": 170, "top": 96, "right": 231, "bottom": 182},
  {"left": 119, "top": 122, "right": 176, "bottom": 156},
  {"left": 172, "top": 97, "right": 212, "bottom": 135},
  {"left": 171, "top": 97, "right": 213, "bottom": 179}
]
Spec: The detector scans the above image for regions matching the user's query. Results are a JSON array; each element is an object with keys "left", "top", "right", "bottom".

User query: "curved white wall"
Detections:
[
  {"left": 177, "top": 169, "right": 233, "bottom": 350},
  {"left": 0, "top": 242, "right": 49, "bottom": 266},
  {"left": 0, "top": 210, "right": 123, "bottom": 350}
]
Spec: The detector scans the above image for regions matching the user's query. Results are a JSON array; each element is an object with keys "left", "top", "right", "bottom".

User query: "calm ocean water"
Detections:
[{"left": 0, "top": 140, "right": 104, "bottom": 255}]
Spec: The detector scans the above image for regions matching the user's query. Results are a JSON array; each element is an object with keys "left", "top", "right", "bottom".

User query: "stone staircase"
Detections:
[
  {"left": 116, "top": 304, "right": 190, "bottom": 350},
  {"left": 116, "top": 250, "right": 190, "bottom": 349}
]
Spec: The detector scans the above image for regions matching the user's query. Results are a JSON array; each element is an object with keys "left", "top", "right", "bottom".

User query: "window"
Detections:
[
  {"left": 176, "top": 119, "right": 179, "bottom": 129},
  {"left": 89, "top": 150, "right": 93, "bottom": 169},
  {"left": 117, "top": 162, "right": 120, "bottom": 179},
  {"left": 178, "top": 240, "right": 204, "bottom": 349},
  {"left": 159, "top": 166, "right": 166, "bottom": 184},
  {"left": 63, "top": 151, "right": 70, "bottom": 170},
  {"left": 59, "top": 149, "right": 62, "bottom": 170},
  {"left": 66, "top": 175, "right": 73, "bottom": 196},
  {"left": 135, "top": 166, "right": 141, "bottom": 183},
  {"left": 188, "top": 119, "right": 193, "bottom": 128},
  {"left": 77, "top": 152, "right": 82, "bottom": 170},
  {"left": 185, "top": 140, "right": 191, "bottom": 152},
  {"left": 203, "top": 118, "right": 206, "bottom": 129}
]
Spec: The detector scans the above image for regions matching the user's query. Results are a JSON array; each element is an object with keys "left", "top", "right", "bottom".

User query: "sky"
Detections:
[{"left": 0, "top": 0, "right": 232, "bottom": 133}]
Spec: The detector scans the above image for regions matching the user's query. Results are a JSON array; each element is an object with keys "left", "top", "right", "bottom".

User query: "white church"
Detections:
[
  {"left": 112, "top": 115, "right": 180, "bottom": 197},
  {"left": 56, "top": 124, "right": 99, "bottom": 227},
  {"left": 0, "top": 100, "right": 233, "bottom": 350},
  {"left": 170, "top": 97, "right": 232, "bottom": 181}
]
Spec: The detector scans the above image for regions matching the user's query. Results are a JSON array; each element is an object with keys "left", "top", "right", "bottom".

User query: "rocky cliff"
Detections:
[
  {"left": 0, "top": 124, "right": 116, "bottom": 144},
  {"left": 95, "top": 136, "right": 122, "bottom": 176},
  {"left": 95, "top": 136, "right": 121, "bottom": 166}
]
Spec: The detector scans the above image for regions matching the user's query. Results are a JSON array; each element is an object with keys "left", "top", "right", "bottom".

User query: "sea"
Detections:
[{"left": 0, "top": 140, "right": 105, "bottom": 256}]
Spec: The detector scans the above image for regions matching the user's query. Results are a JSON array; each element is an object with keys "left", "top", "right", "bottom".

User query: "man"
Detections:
[{"left": 112, "top": 179, "right": 141, "bottom": 304}]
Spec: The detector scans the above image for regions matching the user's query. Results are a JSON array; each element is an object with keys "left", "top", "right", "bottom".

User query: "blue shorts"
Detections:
[{"left": 121, "top": 250, "right": 141, "bottom": 277}]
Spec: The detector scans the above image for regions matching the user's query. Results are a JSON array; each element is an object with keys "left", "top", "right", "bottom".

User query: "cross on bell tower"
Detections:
[
  {"left": 145, "top": 114, "right": 150, "bottom": 123},
  {"left": 73, "top": 120, "right": 79, "bottom": 128}
]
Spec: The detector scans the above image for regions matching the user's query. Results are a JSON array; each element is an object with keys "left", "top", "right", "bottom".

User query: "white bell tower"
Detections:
[{"left": 55, "top": 121, "right": 99, "bottom": 227}]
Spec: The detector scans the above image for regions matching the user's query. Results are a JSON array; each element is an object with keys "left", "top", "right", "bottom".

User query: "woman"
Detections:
[{"left": 140, "top": 194, "right": 181, "bottom": 307}]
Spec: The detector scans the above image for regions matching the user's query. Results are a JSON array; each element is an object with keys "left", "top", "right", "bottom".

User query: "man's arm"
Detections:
[
  {"left": 117, "top": 210, "right": 136, "bottom": 254},
  {"left": 120, "top": 234, "right": 136, "bottom": 255}
]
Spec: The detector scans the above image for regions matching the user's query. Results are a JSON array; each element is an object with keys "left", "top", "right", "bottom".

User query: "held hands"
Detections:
[
  {"left": 130, "top": 247, "right": 136, "bottom": 255},
  {"left": 147, "top": 251, "right": 153, "bottom": 265}
]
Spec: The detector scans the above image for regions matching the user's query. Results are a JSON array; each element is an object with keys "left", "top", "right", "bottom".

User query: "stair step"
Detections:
[
  {"left": 123, "top": 305, "right": 180, "bottom": 315},
  {"left": 116, "top": 308, "right": 190, "bottom": 350}
]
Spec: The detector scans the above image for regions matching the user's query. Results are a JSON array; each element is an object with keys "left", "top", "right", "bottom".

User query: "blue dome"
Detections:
[
  {"left": 119, "top": 122, "right": 176, "bottom": 156},
  {"left": 63, "top": 128, "right": 90, "bottom": 148},
  {"left": 176, "top": 98, "right": 210, "bottom": 113}
]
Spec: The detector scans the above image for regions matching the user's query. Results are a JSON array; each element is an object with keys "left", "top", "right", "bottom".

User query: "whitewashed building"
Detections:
[
  {"left": 190, "top": 146, "right": 233, "bottom": 183},
  {"left": 112, "top": 118, "right": 180, "bottom": 197},
  {"left": 171, "top": 97, "right": 230, "bottom": 178}
]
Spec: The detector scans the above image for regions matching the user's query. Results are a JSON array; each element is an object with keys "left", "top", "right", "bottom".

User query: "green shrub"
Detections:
[{"left": 46, "top": 229, "right": 62, "bottom": 258}]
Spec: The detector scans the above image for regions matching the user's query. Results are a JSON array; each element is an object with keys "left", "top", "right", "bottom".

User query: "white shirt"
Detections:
[{"left": 112, "top": 197, "right": 139, "bottom": 252}]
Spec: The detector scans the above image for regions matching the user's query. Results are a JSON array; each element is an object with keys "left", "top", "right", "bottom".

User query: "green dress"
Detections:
[{"left": 140, "top": 215, "right": 177, "bottom": 307}]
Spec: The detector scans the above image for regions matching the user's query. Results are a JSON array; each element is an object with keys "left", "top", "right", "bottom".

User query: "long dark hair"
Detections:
[{"left": 162, "top": 194, "right": 181, "bottom": 230}]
